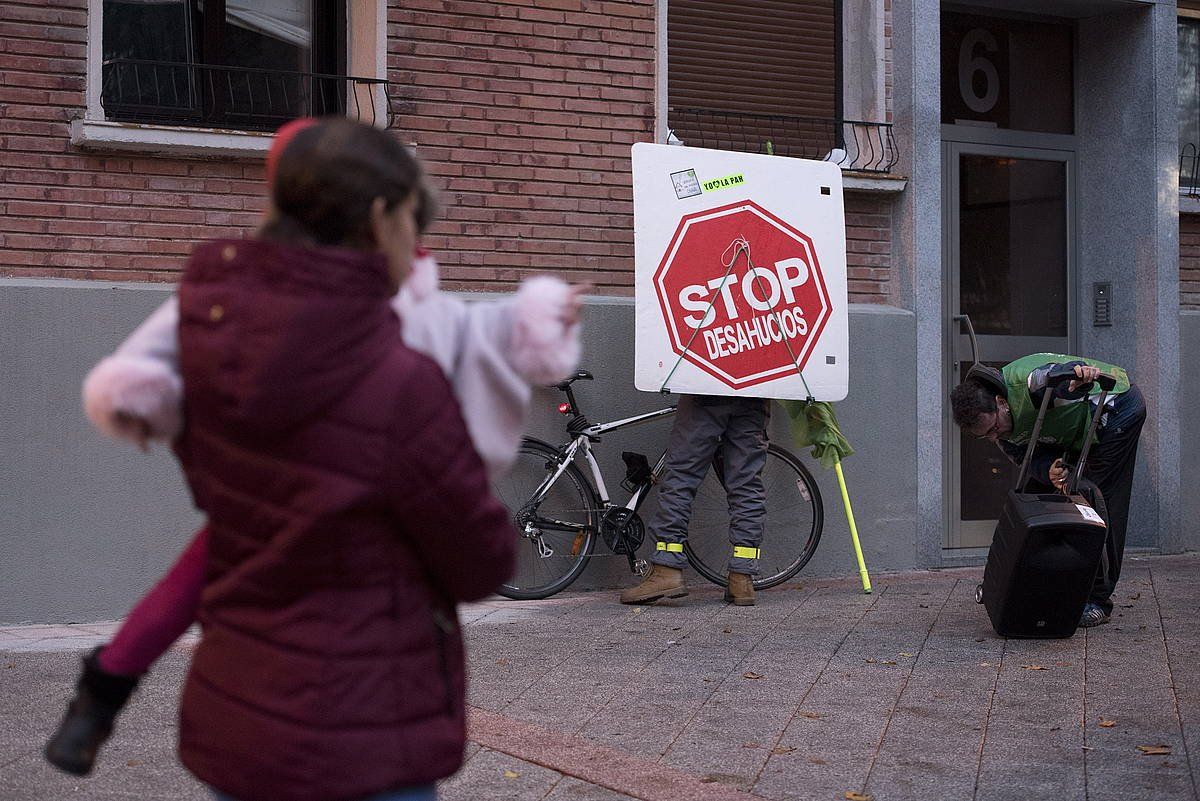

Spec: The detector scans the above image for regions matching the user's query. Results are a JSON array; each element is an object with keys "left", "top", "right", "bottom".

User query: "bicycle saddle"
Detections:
[{"left": 554, "top": 369, "right": 594, "bottom": 390}]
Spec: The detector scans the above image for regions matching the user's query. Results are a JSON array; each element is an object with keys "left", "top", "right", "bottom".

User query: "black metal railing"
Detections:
[
  {"left": 101, "top": 58, "right": 394, "bottom": 132},
  {"left": 1182, "top": 143, "right": 1200, "bottom": 196},
  {"left": 668, "top": 107, "right": 899, "bottom": 174}
]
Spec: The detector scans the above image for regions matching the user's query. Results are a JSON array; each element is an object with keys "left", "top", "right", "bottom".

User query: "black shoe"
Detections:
[
  {"left": 44, "top": 647, "right": 140, "bottom": 776},
  {"left": 1079, "top": 603, "right": 1111, "bottom": 629}
]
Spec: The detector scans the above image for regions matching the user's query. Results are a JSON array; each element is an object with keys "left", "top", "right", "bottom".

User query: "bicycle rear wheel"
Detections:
[
  {"left": 683, "top": 443, "right": 823, "bottom": 590},
  {"left": 492, "top": 438, "right": 599, "bottom": 600}
]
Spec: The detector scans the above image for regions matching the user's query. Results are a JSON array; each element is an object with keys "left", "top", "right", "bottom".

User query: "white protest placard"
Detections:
[{"left": 632, "top": 143, "right": 849, "bottom": 401}]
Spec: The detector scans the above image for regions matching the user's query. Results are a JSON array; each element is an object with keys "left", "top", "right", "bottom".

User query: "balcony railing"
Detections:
[
  {"left": 101, "top": 58, "right": 394, "bottom": 132},
  {"left": 668, "top": 107, "right": 899, "bottom": 174}
]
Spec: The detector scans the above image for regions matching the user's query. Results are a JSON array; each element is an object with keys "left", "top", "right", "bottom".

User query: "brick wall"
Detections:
[
  {"left": 0, "top": 0, "right": 895, "bottom": 302},
  {"left": 1182, "top": 214, "right": 1200, "bottom": 309},
  {"left": 0, "top": 2, "right": 265, "bottom": 282},
  {"left": 391, "top": 0, "right": 655, "bottom": 293},
  {"left": 845, "top": 192, "right": 892, "bottom": 302}
]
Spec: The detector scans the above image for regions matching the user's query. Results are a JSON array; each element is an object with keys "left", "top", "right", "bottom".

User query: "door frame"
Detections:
[{"left": 941, "top": 134, "right": 1078, "bottom": 549}]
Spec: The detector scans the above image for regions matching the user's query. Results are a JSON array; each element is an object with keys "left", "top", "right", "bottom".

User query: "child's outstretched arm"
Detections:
[
  {"left": 82, "top": 297, "right": 183, "bottom": 447},
  {"left": 82, "top": 254, "right": 582, "bottom": 478},
  {"left": 396, "top": 253, "right": 583, "bottom": 475}
]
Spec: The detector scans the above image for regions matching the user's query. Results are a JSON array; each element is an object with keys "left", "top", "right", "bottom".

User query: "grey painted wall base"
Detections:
[
  {"left": 526, "top": 301, "right": 918, "bottom": 595},
  {"left": 1, "top": 280, "right": 203, "bottom": 625},
  {"left": 1181, "top": 311, "right": 1200, "bottom": 553},
  {"left": 1, "top": 280, "right": 1193, "bottom": 623}
]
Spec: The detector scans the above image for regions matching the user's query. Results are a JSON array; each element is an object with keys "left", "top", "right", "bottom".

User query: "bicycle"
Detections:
[{"left": 491, "top": 369, "right": 824, "bottom": 600}]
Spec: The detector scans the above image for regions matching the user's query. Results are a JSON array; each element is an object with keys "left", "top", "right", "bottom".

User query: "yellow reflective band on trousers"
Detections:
[
  {"left": 657, "top": 542, "right": 684, "bottom": 553},
  {"left": 732, "top": 546, "right": 760, "bottom": 559}
]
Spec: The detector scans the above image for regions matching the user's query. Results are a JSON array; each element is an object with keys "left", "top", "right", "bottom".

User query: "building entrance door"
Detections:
[{"left": 943, "top": 142, "right": 1074, "bottom": 548}]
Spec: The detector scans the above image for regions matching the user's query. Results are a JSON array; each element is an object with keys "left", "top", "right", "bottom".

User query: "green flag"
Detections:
[{"left": 779, "top": 399, "right": 854, "bottom": 470}]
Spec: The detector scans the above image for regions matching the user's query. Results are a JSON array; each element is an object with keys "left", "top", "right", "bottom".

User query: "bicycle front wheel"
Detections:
[
  {"left": 492, "top": 438, "right": 599, "bottom": 600},
  {"left": 684, "top": 443, "right": 823, "bottom": 590}
]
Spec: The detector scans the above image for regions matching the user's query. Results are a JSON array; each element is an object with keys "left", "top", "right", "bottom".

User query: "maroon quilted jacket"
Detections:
[{"left": 172, "top": 238, "right": 515, "bottom": 801}]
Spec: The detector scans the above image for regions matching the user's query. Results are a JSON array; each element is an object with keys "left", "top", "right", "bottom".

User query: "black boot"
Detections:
[{"left": 44, "top": 647, "right": 140, "bottom": 776}]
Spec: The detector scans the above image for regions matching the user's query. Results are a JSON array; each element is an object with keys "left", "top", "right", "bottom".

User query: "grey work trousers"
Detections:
[{"left": 648, "top": 395, "right": 770, "bottom": 575}]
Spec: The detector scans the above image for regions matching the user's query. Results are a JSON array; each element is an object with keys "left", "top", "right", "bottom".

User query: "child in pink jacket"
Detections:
[{"left": 45, "top": 118, "right": 583, "bottom": 777}]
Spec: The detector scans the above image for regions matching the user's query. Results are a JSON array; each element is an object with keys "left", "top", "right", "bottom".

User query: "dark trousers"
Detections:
[
  {"left": 648, "top": 395, "right": 770, "bottom": 575},
  {"left": 1082, "top": 384, "right": 1146, "bottom": 614}
]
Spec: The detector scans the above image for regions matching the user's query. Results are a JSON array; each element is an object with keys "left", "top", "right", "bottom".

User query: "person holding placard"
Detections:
[{"left": 620, "top": 395, "right": 770, "bottom": 607}]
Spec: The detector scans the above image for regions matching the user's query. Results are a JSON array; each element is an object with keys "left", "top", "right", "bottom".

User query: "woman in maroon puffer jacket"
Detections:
[{"left": 172, "top": 118, "right": 515, "bottom": 801}]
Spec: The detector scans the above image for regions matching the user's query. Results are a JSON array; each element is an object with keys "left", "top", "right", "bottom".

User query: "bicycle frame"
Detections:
[{"left": 526, "top": 405, "right": 677, "bottom": 520}]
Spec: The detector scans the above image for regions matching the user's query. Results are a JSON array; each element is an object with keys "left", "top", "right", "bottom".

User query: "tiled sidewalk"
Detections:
[{"left": 1, "top": 554, "right": 1197, "bottom": 801}]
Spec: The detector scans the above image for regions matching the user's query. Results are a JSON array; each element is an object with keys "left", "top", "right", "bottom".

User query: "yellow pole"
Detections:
[{"left": 834, "top": 459, "right": 872, "bottom": 594}]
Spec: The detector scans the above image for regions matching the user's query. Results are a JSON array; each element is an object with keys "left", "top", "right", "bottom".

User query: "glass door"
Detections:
[{"left": 944, "top": 143, "right": 1074, "bottom": 548}]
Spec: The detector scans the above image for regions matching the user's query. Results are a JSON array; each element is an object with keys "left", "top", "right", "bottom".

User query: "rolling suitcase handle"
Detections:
[
  {"left": 1013, "top": 367, "right": 1117, "bottom": 494},
  {"left": 1065, "top": 371, "right": 1117, "bottom": 495}
]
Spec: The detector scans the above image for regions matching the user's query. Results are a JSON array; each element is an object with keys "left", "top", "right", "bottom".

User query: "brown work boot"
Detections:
[
  {"left": 620, "top": 565, "right": 687, "bottom": 605},
  {"left": 724, "top": 572, "right": 755, "bottom": 606}
]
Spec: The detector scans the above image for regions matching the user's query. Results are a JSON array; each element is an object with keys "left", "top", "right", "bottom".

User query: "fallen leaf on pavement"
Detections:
[
  {"left": 844, "top": 792, "right": 873, "bottom": 801},
  {"left": 864, "top": 658, "right": 877, "bottom": 664},
  {"left": 722, "top": 628, "right": 733, "bottom": 634},
  {"left": 899, "top": 652, "right": 915, "bottom": 658},
  {"left": 1020, "top": 664, "right": 1049, "bottom": 671},
  {"left": 743, "top": 671, "right": 764, "bottom": 680},
  {"left": 126, "top": 760, "right": 143, "bottom": 767},
  {"left": 800, "top": 711, "right": 822, "bottom": 719},
  {"left": 742, "top": 742, "right": 762, "bottom": 749},
  {"left": 503, "top": 770, "right": 520, "bottom": 779},
  {"left": 809, "top": 757, "right": 828, "bottom": 765},
  {"left": 496, "top": 658, "right": 509, "bottom": 666},
  {"left": 1137, "top": 745, "right": 1172, "bottom": 755},
  {"left": 1099, "top": 719, "right": 1116, "bottom": 728},
  {"left": 1128, "top": 592, "right": 1141, "bottom": 600},
  {"left": 772, "top": 746, "right": 797, "bottom": 755},
  {"left": 880, "top": 660, "right": 897, "bottom": 666}
]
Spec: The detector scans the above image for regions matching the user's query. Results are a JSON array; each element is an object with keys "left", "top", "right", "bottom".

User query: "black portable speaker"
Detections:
[
  {"left": 976, "top": 366, "right": 1117, "bottom": 638},
  {"left": 982, "top": 489, "right": 1107, "bottom": 638}
]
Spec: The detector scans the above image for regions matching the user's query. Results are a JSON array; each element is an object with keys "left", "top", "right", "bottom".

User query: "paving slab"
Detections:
[{"left": 0, "top": 555, "right": 1198, "bottom": 801}]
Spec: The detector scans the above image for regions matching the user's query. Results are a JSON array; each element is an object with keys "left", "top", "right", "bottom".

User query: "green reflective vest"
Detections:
[{"left": 1002, "top": 353, "right": 1130, "bottom": 454}]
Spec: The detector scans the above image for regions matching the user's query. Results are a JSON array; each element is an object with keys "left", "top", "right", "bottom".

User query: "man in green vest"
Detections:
[{"left": 950, "top": 354, "right": 1146, "bottom": 628}]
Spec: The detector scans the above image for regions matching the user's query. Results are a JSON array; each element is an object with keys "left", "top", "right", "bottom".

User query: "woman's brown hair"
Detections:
[{"left": 261, "top": 118, "right": 436, "bottom": 249}]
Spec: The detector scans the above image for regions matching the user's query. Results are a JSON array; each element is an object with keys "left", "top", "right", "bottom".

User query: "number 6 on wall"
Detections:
[{"left": 959, "top": 28, "right": 1000, "bottom": 114}]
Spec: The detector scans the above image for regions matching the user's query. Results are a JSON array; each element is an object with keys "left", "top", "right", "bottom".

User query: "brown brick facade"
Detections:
[
  {"left": 392, "top": 0, "right": 655, "bottom": 293},
  {"left": 844, "top": 192, "right": 893, "bottom": 302},
  {"left": 0, "top": 0, "right": 897, "bottom": 302},
  {"left": 0, "top": 2, "right": 265, "bottom": 282},
  {"left": 1181, "top": 214, "right": 1200, "bottom": 309}
]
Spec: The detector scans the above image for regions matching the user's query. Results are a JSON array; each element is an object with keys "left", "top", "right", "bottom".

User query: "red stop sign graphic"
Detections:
[{"left": 653, "top": 200, "right": 831, "bottom": 389}]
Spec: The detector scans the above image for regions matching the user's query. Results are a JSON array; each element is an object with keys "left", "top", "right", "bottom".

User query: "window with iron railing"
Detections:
[
  {"left": 101, "top": 0, "right": 391, "bottom": 131},
  {"left": 666, "top": 0, "right": 897, "bottom": 174},
  {"left": 667, "top": 108, "right": 898, "bottom": 174}
]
